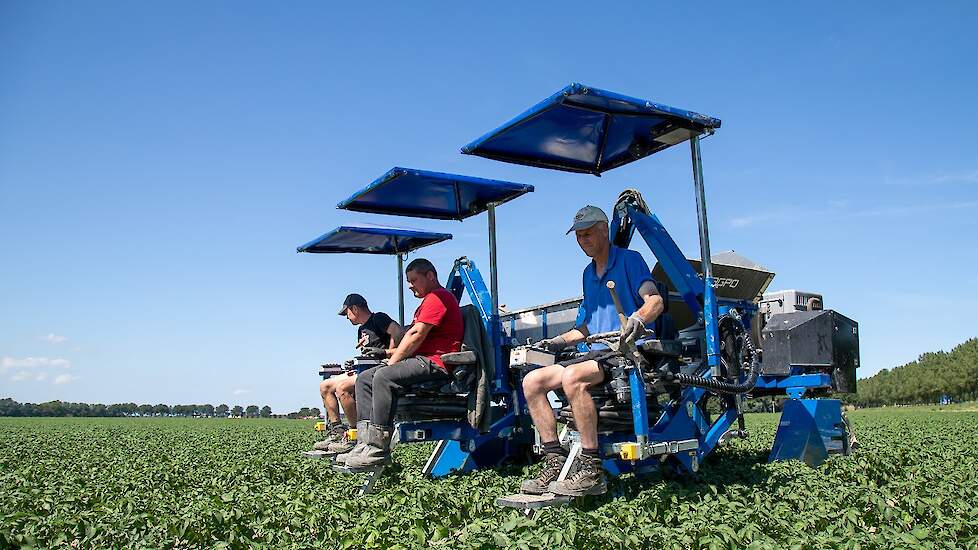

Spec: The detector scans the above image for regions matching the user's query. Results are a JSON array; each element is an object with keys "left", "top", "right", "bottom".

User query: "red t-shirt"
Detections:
[{"left": 413, "top": 287, "right": 463, "bottom": 371}]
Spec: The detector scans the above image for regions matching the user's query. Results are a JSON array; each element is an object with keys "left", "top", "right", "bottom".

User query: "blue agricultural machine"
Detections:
[{"left": 298, "top": 84, "right": 859, "bottom": 505}]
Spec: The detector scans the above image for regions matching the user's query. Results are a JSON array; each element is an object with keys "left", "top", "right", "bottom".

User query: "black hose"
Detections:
[{"left": 674, "top": 318, "right": 760, "bottom": 394}]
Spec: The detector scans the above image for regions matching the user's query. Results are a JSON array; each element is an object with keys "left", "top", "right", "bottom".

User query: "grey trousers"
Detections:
[{"left": 355, "top": 356, "right": 451, "bottom": 428}]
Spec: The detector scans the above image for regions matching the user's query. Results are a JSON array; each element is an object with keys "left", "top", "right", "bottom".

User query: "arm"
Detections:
[
  {"left": 632, "top": 280, "right": 664, "bottom": 324},
  {"left": 384, "top": 321, "right": 404, "bottom": 357},
  {"left": 388, "top": 322, "right": 434, "bottom": 364}
]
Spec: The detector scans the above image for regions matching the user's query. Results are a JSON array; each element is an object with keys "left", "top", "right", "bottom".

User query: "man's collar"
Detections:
[{"left": 588, "top": 245, "right": 620, "bottom": 279}]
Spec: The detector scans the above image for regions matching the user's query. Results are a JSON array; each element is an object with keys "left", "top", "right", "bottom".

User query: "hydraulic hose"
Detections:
[{"left": 674, "top": 317, "right": 760, "bottom": 394}]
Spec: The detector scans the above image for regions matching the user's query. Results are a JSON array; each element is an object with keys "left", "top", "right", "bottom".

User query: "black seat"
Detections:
[{"left": 395, "top": 307, "right": 486, "bottom": 421}]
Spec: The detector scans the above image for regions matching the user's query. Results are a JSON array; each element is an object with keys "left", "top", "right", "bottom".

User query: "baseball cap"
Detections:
[
  {"left": 566, "top": 205, "right": 609, "bottom": 235},
  {"left": 338, "top": 293, "right": 368, "bottom": 316}
]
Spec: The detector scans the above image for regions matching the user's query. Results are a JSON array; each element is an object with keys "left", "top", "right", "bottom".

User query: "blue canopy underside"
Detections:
[
  {"left": 297, "top": 225, "right": 452, "bottom": 255},
  {"left": 337, "top": 167, "right": 534, "bottom": 220},
  {"left": 461, "top": 83, "right": 722, "bottom": 175}
]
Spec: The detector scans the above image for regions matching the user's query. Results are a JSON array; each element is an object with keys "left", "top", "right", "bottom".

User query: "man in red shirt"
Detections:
[{"left": 341, "top": 258, "right": 463, "bottom": 469}]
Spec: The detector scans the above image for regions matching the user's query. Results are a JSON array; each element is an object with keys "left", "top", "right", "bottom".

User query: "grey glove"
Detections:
[
  {"left": 537, "top": 336, "right": 568, "bottom": 352},
  {"left": 620, "top": 314, "right": 648, "bottom": 344},
  {"left": 361, "top": 347, "right": 387, "bottom": 359}
]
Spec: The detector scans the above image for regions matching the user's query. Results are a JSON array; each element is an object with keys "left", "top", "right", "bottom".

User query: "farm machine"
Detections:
[{"left": 298, "top": 84, "right": 860, "bottom": 507}]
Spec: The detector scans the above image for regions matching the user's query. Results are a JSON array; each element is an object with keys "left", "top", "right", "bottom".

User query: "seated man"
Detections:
[
  {"left": 340, "top": 258, "right": 463, "bottom": 469},
  {"left": 520, "top": 206, "right": 664, "bottom": 497},
  {"left": 310, "top": 293, "right": 401, "bottom": 454}
]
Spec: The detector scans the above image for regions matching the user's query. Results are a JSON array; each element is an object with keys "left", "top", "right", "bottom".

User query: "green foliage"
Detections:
[
  {"left": 857, "top": 338, "right": 978, "bottom": 406},
  {"left": 1, "top": 411, "right": 977, "bottom": 549}
]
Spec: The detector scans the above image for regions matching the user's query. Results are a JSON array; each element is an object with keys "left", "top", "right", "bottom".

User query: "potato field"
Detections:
[{"left": 2, "top": 408, "right": 977, "bottom": 549}]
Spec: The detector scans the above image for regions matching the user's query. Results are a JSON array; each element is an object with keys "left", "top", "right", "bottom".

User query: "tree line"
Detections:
[
  {"left": 852, "top": 337, "right": 978, "bottom": 407},
  {"left": 0, "top": 399, "right": 321, "bottom": 420}
]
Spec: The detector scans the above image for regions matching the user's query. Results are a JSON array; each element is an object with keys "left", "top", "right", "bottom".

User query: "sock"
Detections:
[
  {"left": 541, "top": 440, "right": 566, "bottom": 456},
  {"left": 581, "top": 447, "right": 601, "bottom": 459}
]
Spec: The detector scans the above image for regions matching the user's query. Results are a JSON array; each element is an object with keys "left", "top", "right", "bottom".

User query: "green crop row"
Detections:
[{"left": 1, "top": 409, "right": 977, "bottom": 549}]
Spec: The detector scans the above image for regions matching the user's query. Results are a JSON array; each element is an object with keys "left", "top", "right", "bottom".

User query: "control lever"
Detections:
[{"left": 606, "top": 281, "right": 628, "bottom": 328}]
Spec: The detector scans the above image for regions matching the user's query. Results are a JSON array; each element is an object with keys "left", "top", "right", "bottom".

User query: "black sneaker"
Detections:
[
  {"left": 520, "top": 452, "right": 568, "bottom": 495},
  {"left": 550, "top": 455, "right": 607, "bottom": 497}
]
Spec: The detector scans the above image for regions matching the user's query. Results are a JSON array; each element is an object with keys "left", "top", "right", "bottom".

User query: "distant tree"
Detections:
[
  {"left": 154, "top": 404, "right": 170, "bottom": 416},
  {"left": 245, "top": 405, "right": 259, "bottom": 418},
  {"left": 137, "top": 404, "right": 153, "bottom": 417},
  {"left": 310, "top": 407, "right": 321, "bottom": 418},
  {"left": 202, "top": 404, "right": 215, "bottom": 417},
  {"left": 260, "top": 405, "right": 272, "bottom": 418},
  {"left": 232, "top": 405, "right": 244, "bottom": 417},
  {"left": 216, "top": 404, "right": 229, "bottom": 417}
]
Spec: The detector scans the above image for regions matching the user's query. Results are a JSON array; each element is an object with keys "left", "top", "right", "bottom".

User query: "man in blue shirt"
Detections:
[{"left": 520, "top": 206, "right": 664, "bottom": 497}]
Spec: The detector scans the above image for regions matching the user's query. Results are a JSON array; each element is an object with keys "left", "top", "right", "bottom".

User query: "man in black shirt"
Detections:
[{"left": 311, "top": 294, "right": 402, "bottom": 453}]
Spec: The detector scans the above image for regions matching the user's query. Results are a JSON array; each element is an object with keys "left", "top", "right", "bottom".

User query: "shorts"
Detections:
[{"left": 557, "top": 349, "right": 622, "bottom": 384}]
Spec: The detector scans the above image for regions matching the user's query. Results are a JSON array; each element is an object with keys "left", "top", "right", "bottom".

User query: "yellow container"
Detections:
[
  {"left": 314, "top": 421, "right": 325, "bottom": 432},
  {"left": 346, "top": 428, "right": 357, "bottom": 441}
]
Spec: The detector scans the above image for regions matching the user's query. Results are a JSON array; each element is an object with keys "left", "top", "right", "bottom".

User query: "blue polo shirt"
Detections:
[{"left": 575, "top": 246, "right": 655, "bottom": 348}]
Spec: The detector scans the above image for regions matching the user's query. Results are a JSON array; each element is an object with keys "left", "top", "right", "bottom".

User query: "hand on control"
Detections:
[
  {"left": 361, "top": 347, "right": 387, "bottom": 359},
  {"left": 620, "top": 314, "right": 648, "bottom": 344},
  {"left": 537, "top": 336, "right": 568, "bottom": 352}
]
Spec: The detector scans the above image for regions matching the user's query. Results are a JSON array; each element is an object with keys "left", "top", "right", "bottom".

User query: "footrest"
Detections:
[
  {"left": 332, "top": 464, "right": 384, "bottom": 474},
  {"left": 496, "top": 493, "right": 573, "bottom": 509},
  {"left": 301, "top": 450, "right": 330, "bottom": 459}
]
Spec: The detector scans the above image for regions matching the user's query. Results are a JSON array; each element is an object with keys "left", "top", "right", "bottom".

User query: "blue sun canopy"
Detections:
[
  {"left": 337, "top": 167, "right": 534, "bottom": 220},
  {"left": 462, "top": 83, "right": 721, "bottom": 175},
  {"left": 297, "top": 224, "right": 452, "bottom": 255}
]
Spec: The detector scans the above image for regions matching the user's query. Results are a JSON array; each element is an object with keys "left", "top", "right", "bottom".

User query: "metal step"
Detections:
[
  {"left": 301, "top": 450, "right": 330, "bottom": 459},
  {"left": 497, "top": 493, "right": 573, "bottom": 509}
]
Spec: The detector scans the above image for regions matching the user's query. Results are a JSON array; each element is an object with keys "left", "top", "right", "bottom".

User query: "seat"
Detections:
[{"left": 395, "top": 305, "right": 490, "bottom": 423}]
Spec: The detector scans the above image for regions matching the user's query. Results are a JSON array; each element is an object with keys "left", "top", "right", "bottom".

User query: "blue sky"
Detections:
[{"left": 2, "top": 2, "right": 976, "bottom": 413}]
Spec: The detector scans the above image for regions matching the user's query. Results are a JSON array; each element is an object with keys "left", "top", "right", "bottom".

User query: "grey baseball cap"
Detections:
[{"left": 566, "top": 205, "right": 609, "bottom": 235}]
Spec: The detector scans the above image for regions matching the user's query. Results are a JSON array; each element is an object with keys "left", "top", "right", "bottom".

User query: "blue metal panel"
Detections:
[
  {"left": 297, "top": 224, "right": 453, "bottom": 255},
  {"left": 625, "top": 206, "right": 704, "bottom": 315},
  {"left": 754, "top": 374, "right": 832, "bottom": 390},
  {"left": 628, "top": 368, "right": 650, "bottom": 438},
  {"left": 770, "top": 398, "right": 844, "bottom": 467},
  {"left": 337, "top": 167, "right": 533, "bottom": 221},
  {"left": 447, "top": 259, "right": 510, "bottom": 394},
  {"left": 462, "top": 83, "right": 721, "bottom": 175},
  {"left": 703, "top": 277, "right": 720, "bottom": 367}
]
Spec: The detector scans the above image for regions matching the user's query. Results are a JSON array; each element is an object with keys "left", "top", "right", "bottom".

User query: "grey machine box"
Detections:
[{"left": 760, "top": 310, "right": 859, "bottom": 393}]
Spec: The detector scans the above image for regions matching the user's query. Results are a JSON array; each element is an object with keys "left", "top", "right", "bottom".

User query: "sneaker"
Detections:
[
  {"left": 335, "top": 421, "right": 369, "bottom": 463},
  {"left": 549, "top": 455, "right": 607, "bottom": 497},
  {"left": 326, "top": 434, "right": 356, "bottom": 454},
  {"left": 520, "top": 452, "right": 568, "bottom": 495},
  {"left": 311, "top": 426, "right": 345, "bottom": 451}
]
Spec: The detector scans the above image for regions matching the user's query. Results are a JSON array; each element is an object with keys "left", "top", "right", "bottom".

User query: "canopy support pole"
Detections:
[
  {"left": 691, "top": 136, "right": 720, "bottom": 371},
  {"left": 487, "top": 203, "right": 499, "bottom": 314},
  {"left": 397, "top": 253, "right": 405, "bottom": 326}
]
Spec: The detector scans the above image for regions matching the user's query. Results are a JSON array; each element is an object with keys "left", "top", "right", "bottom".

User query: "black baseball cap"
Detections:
[{"left": 338, "top": 293, "right": 368, "bottom": 316}]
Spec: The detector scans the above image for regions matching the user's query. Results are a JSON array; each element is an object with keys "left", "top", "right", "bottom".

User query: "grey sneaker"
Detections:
[
  {"left": 312, "top": 427, "right": 345, "bottom": 451},
  {"left": 326, "top": 434, "right": 356, "bottom": 454},
  {"left": 335, "top": 421, "right": 369, "bottom": 464},
  {"left": 549, "top": 455, "right": 607, "bottom": 497},
  {"left": 520, "top": 452, "right": 568, "bottom": 495}
]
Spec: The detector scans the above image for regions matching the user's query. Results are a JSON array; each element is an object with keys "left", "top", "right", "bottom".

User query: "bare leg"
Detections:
[
  {"left": 336, "top": 373, "right": 358, "bottom": 424},
  {"left": 561, "top": 360, "right": 603, "bottom": 449},
  {"left": 319, "top": 378, "right": 342, "bottom": 424},
  {"left": 522, "top": 364, "right": 565, "bottom": 444}
]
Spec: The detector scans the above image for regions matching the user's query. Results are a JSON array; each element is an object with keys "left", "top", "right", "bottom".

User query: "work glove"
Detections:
[
  {"left": 536, "top": 336, "right": 568, "bottom": 352},
  {"left": 361, "top": 347, "right": 387, "bottom": 359},
  {"left": 620, "top": 314, "right": 648, "bottom": 345}
]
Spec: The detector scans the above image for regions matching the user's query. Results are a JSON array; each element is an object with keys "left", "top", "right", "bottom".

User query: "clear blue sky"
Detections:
[{"left": 2, "top": 2, "right": 976, "bottom": 413}]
